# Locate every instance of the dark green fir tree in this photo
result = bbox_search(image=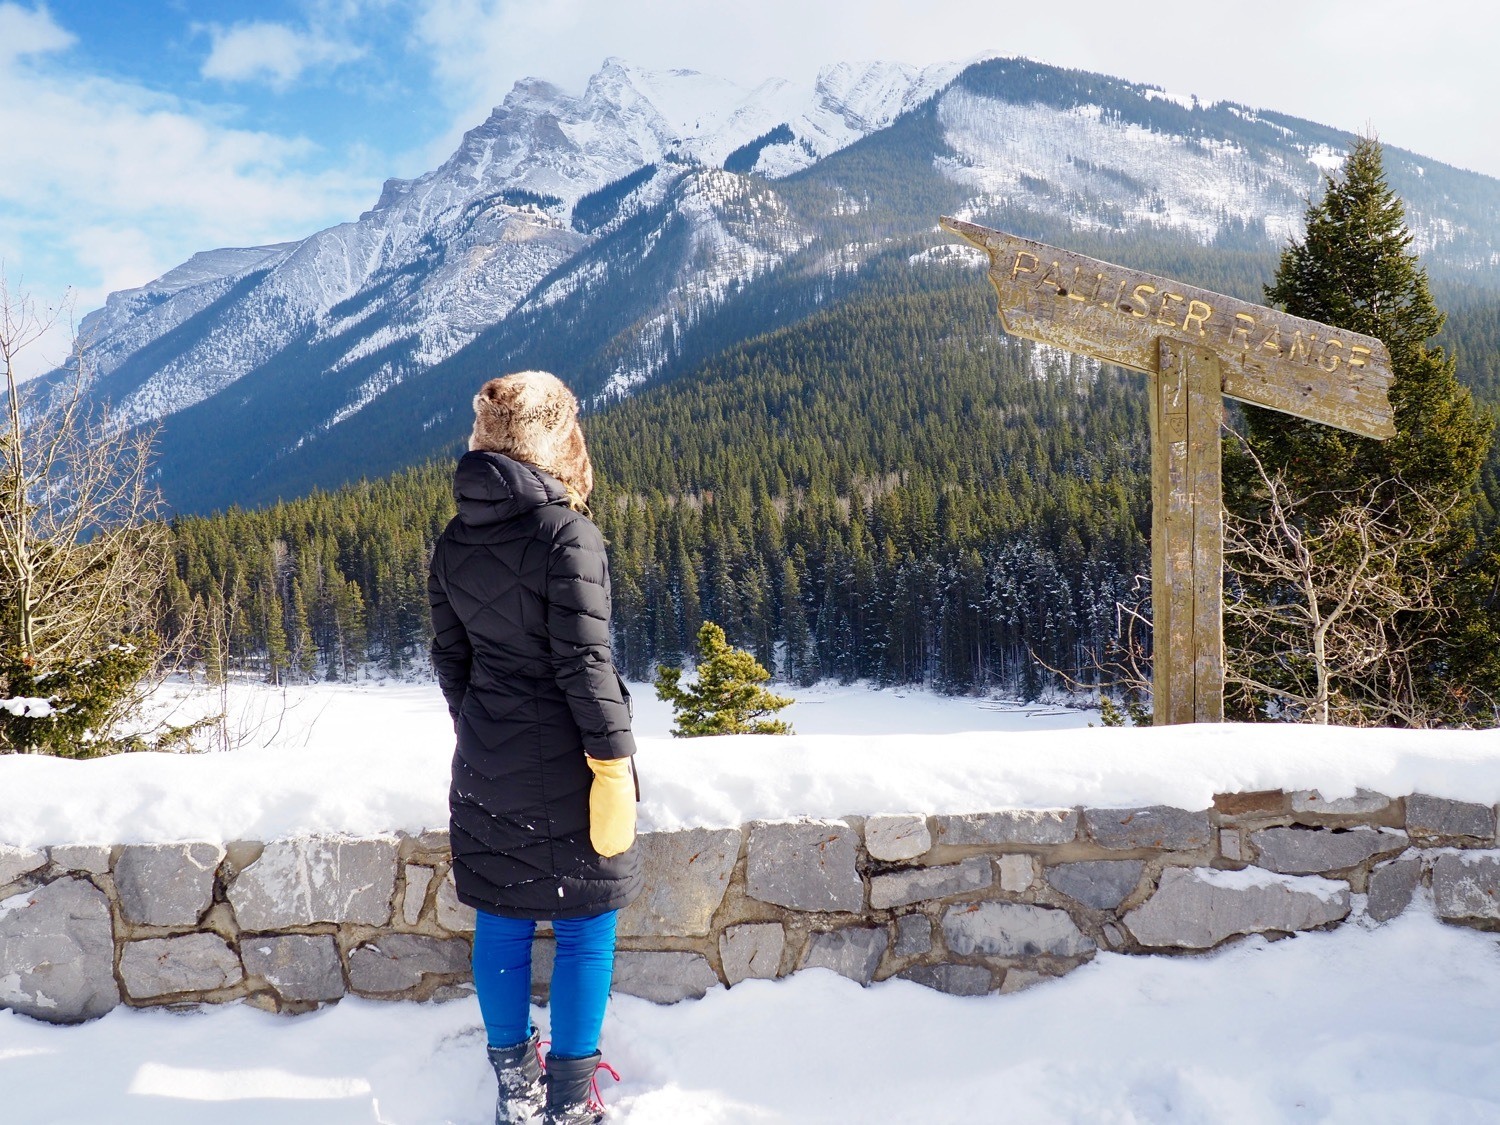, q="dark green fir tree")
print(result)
[1229,136,1497,725]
